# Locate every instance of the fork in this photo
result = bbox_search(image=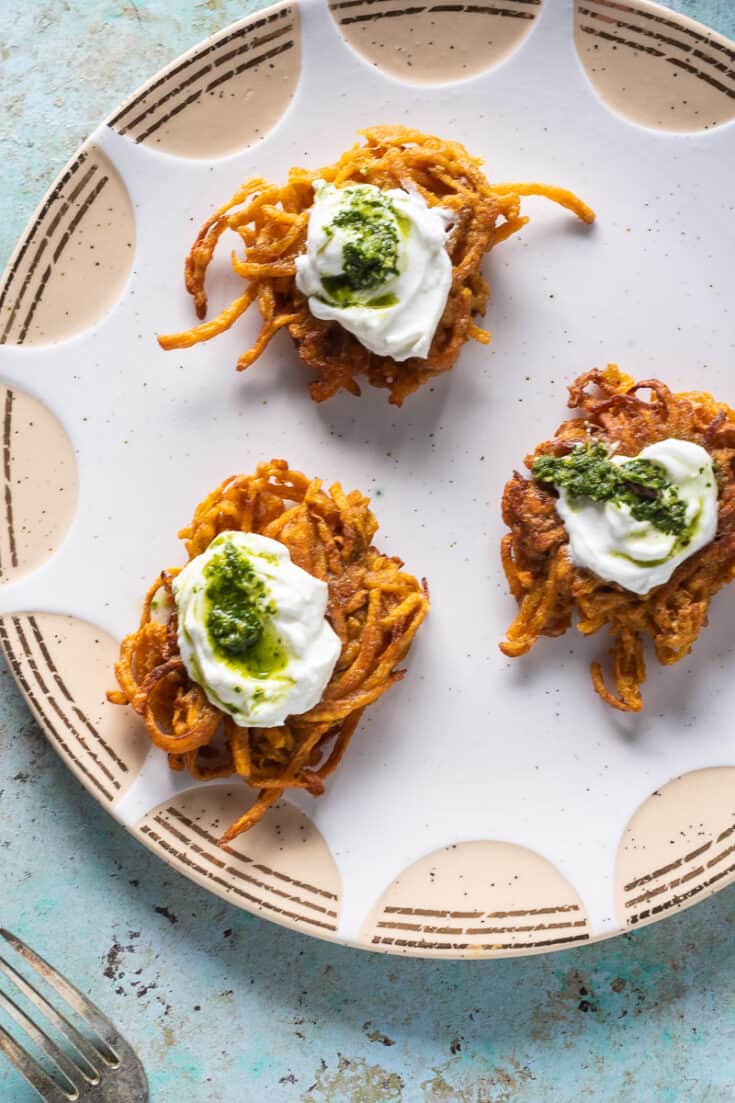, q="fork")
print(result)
[0,930,148,1102]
